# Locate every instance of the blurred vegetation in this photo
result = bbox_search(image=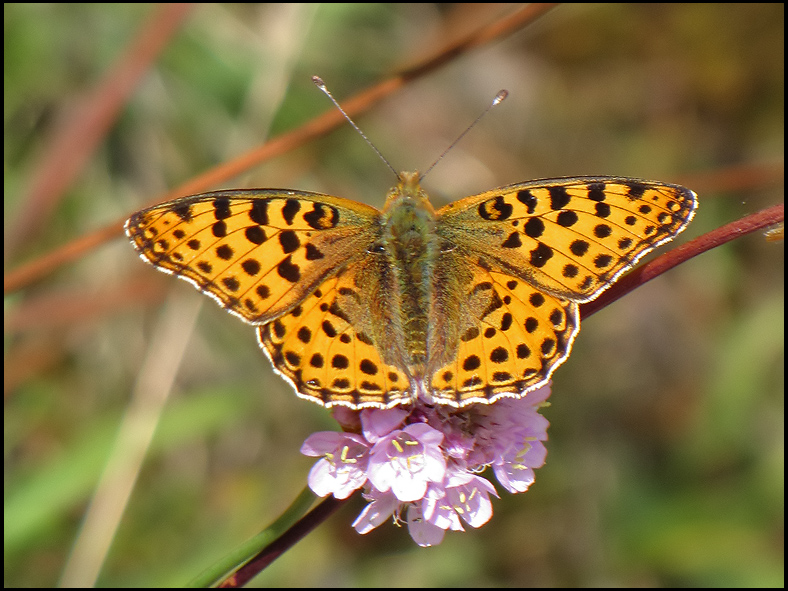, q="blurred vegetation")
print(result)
[4,3,783,587]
